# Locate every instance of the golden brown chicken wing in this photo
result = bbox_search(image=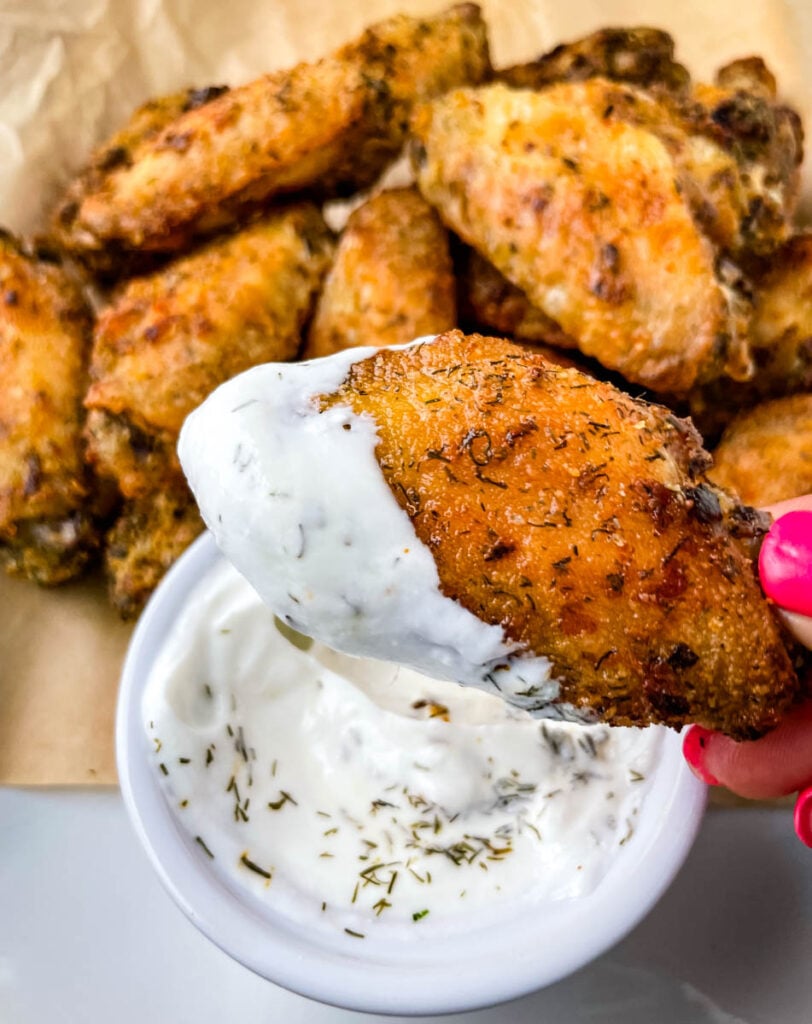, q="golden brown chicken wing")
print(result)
[412,81,751,395]
[323,330,798,739]
[85,203,333,497]
[497,29,802,259]
[105,485,204,618]
[53,4,489,267]
[709,394,812,508]
[0,234,97,583]
[305,187,456,358]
